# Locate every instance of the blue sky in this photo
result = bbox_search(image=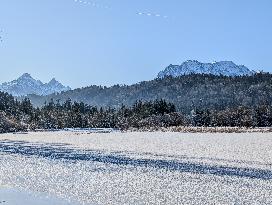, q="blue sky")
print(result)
[0,0,271,88]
